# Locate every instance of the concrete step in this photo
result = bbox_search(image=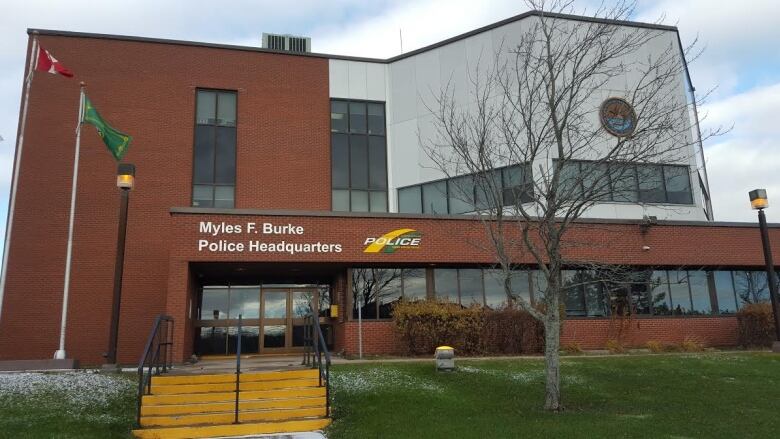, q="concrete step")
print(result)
[152,369,317,386]
[141,396,326,416]
[132,418,331,439]
[140,406,327,427]
[142,387,326,405]
[150,378,320,395]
